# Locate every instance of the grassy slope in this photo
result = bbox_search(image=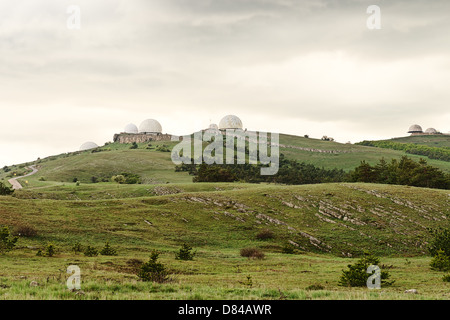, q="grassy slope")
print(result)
[388,135,450,148]
[0,182,449,299]
[2,133,449,188]
[279,134,450,172]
